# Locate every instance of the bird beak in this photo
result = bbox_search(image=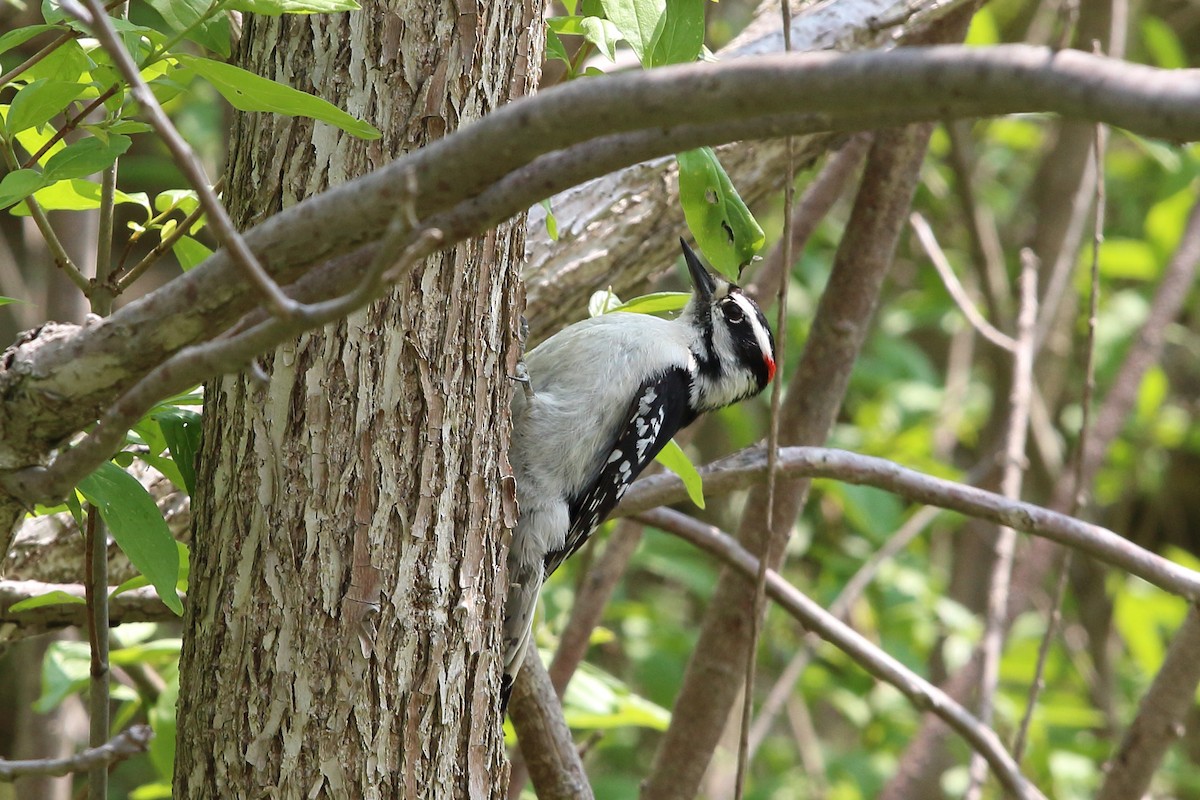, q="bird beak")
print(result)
[680,238,716,303]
